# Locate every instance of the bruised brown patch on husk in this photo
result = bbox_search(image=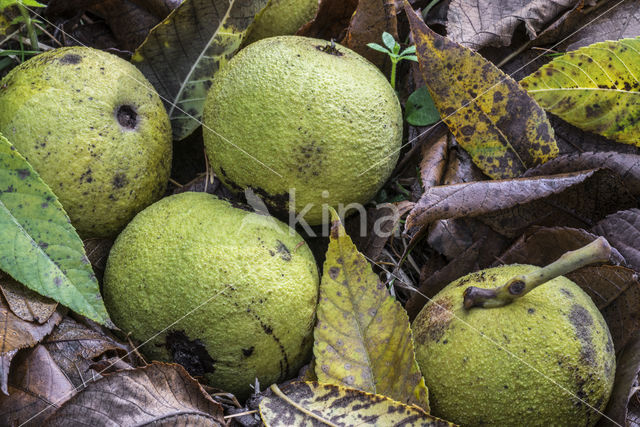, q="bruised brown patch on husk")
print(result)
[568,305,596,366]
[165,330,216,377]
[414,296,454,344]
